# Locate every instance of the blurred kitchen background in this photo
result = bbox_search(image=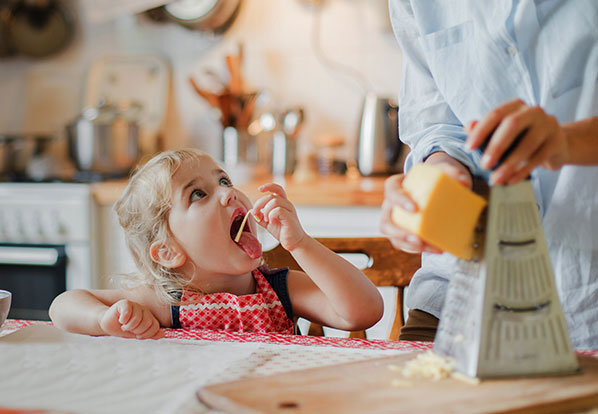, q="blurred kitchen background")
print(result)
[0,0,402,177]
